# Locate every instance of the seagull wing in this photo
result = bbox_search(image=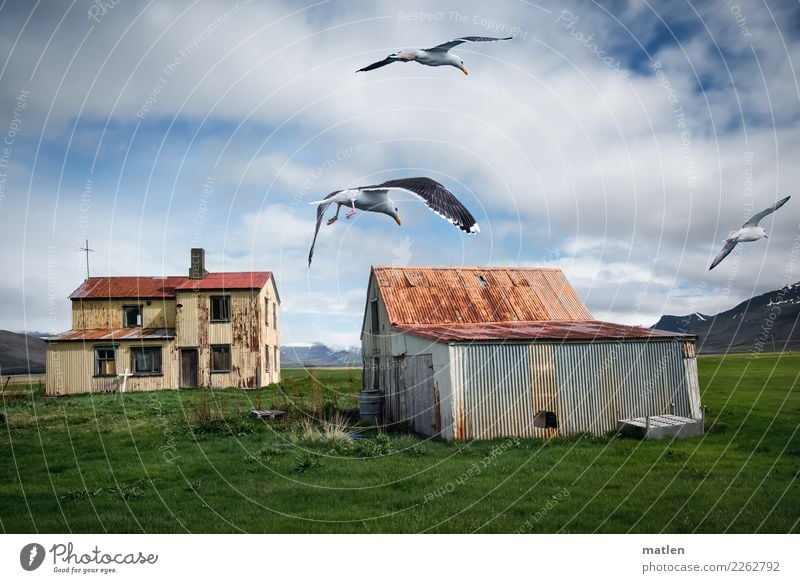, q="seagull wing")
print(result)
[425,36,512,52]
[743,195,791,227]
[709,239,738,270]
[364,177,480,233]
[308,191,340,267]
[356,56,399,72]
